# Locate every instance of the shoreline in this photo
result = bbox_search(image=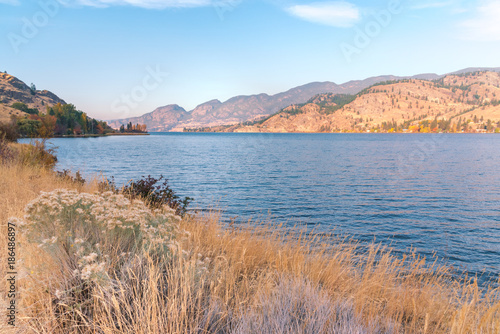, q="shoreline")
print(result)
[178,130,499,134]
[26,132,150,139]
